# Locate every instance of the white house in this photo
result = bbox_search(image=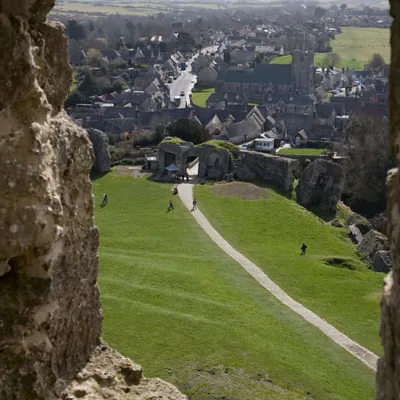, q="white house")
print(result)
[255,138,274,151]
